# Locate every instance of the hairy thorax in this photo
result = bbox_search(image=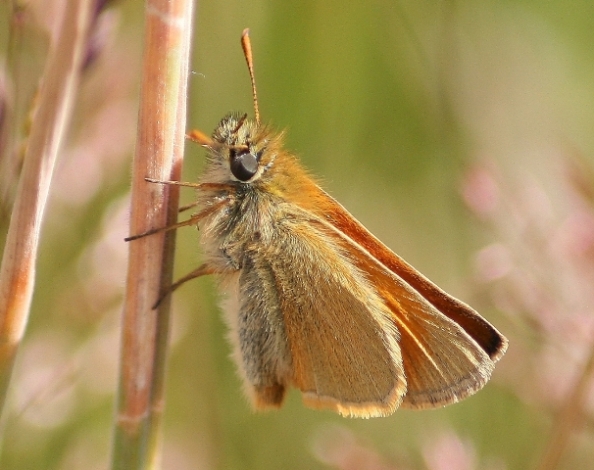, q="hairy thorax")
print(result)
[197,182,282,273]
